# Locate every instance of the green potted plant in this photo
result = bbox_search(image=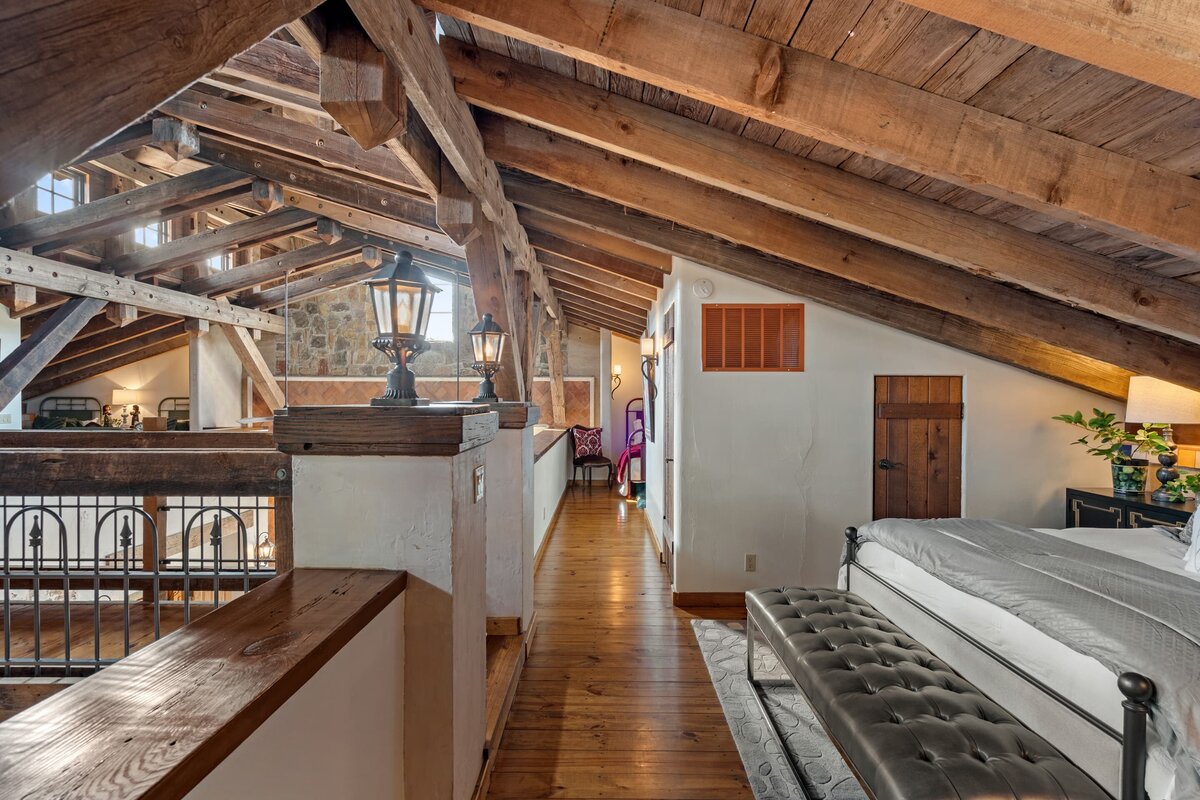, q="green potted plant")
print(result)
[1162,472,1200,503]
[1053,409,1172,494]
